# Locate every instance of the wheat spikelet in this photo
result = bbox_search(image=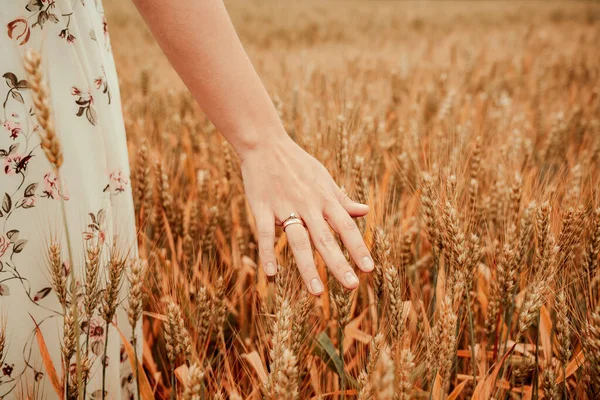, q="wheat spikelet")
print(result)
[48,241,67,309]
[556,206,585,274]
[420,173,440,251]
[508,173,523,225]
[352,155,369,204]
[442,201,466,274]
[272,348,299,400]
[583,305,600,393]
[127,259,147,328]
[371,226,388,300]
[83,244,100,320]
[565,163,582,206]
[488,178,506,228]
[212,276,227,333]
[154,159,174,232]
[132,138,152,216]
[331,279,353,327]
[183,233,195,268]
[265,299,296,398]
[201,206,219,257]
[336,115,349,177]
[437,296,458,391]
[542,363,560,400]
[23,49,63,169]
[518,279,547,337]
[290,291,312,366]
[399,222,415,270]
[163,301,179,368]
[385,259,405,342]
[485,293,501,341]
[358,332,384,399]
[448,268,466,308]
[497,244,516,311]
[470,136,482,175]
[270,299,293,368]
[535,201,552,275]
[101,249,126,324]
[446,175,457,203]
[467,178,479,220]
[222,140,236,183]
[169,201,184,239]
[61,304,77,364]
[583,207,600,278]
[372,345,394,400]
[516,201,536,268]
[465,233,482,293]
[164,300,185,367]
[177,310,193,362]
[183,363,205,400]
[333,246,355,327]
[394,343,415,400]
[193,285,213,346]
